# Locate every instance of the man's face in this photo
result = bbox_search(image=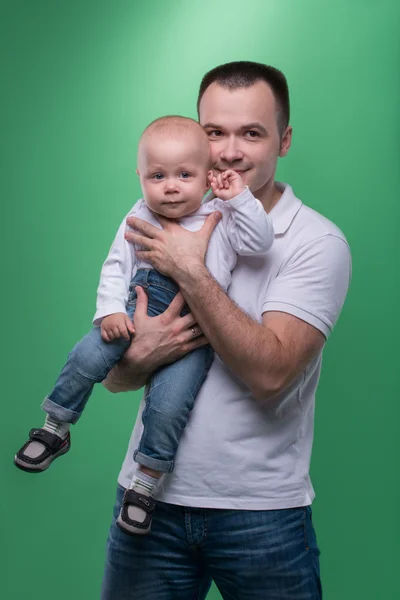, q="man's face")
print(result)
[199,81,291,201]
